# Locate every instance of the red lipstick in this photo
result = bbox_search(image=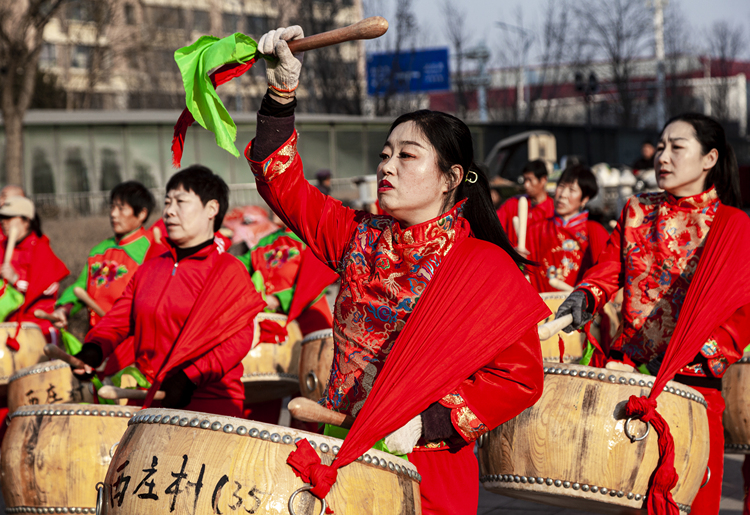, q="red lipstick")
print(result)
[378,179,393,192]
